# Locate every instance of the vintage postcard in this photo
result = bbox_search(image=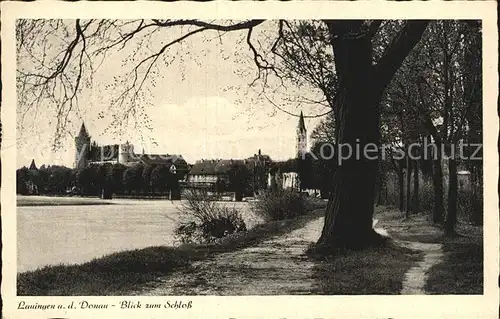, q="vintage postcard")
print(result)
[1,1,498,319]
